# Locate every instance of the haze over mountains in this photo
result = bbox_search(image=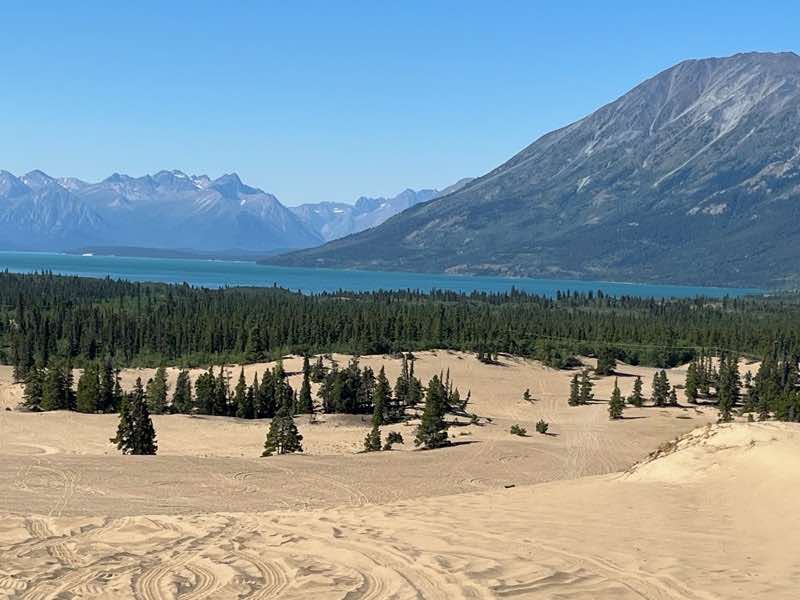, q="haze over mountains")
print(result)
[269,52,800,287]
[0,170,457,255]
